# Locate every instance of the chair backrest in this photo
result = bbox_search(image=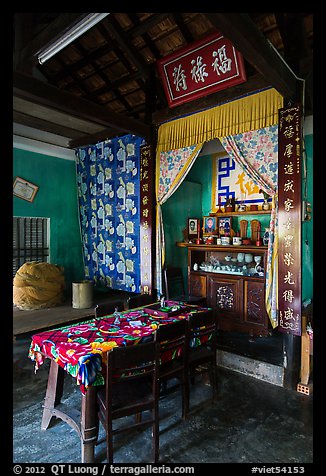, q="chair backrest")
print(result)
[155,319,188,363]
[106,341,159,388]
[94,300,125,318]
[102,340,160,464]
[127,293,156,309]
[188,310,217,351]
[163,266,186,300]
